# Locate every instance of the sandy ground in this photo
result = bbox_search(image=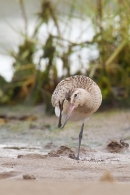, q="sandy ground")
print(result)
[0,106,130,194]
[0,181,130,195]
